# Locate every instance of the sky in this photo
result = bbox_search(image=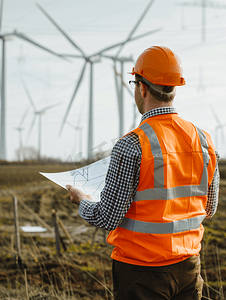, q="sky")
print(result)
[1,0,226,161]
